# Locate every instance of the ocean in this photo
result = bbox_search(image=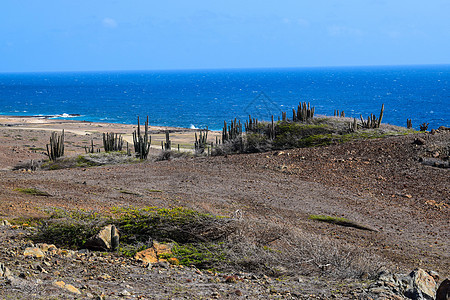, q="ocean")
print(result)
[0,65,448,131]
